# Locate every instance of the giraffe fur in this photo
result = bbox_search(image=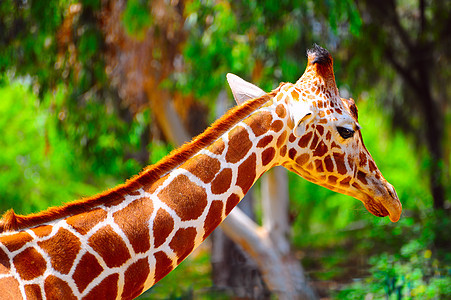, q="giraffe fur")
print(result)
[0,45,401,299]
